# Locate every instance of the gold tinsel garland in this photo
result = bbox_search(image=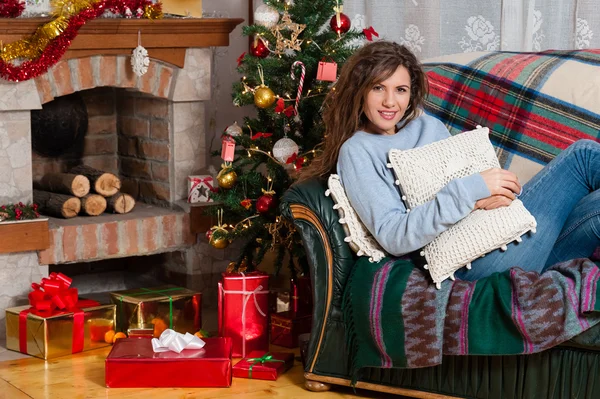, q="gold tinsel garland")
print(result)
[0,0,162,63]
[0,0,97,62]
